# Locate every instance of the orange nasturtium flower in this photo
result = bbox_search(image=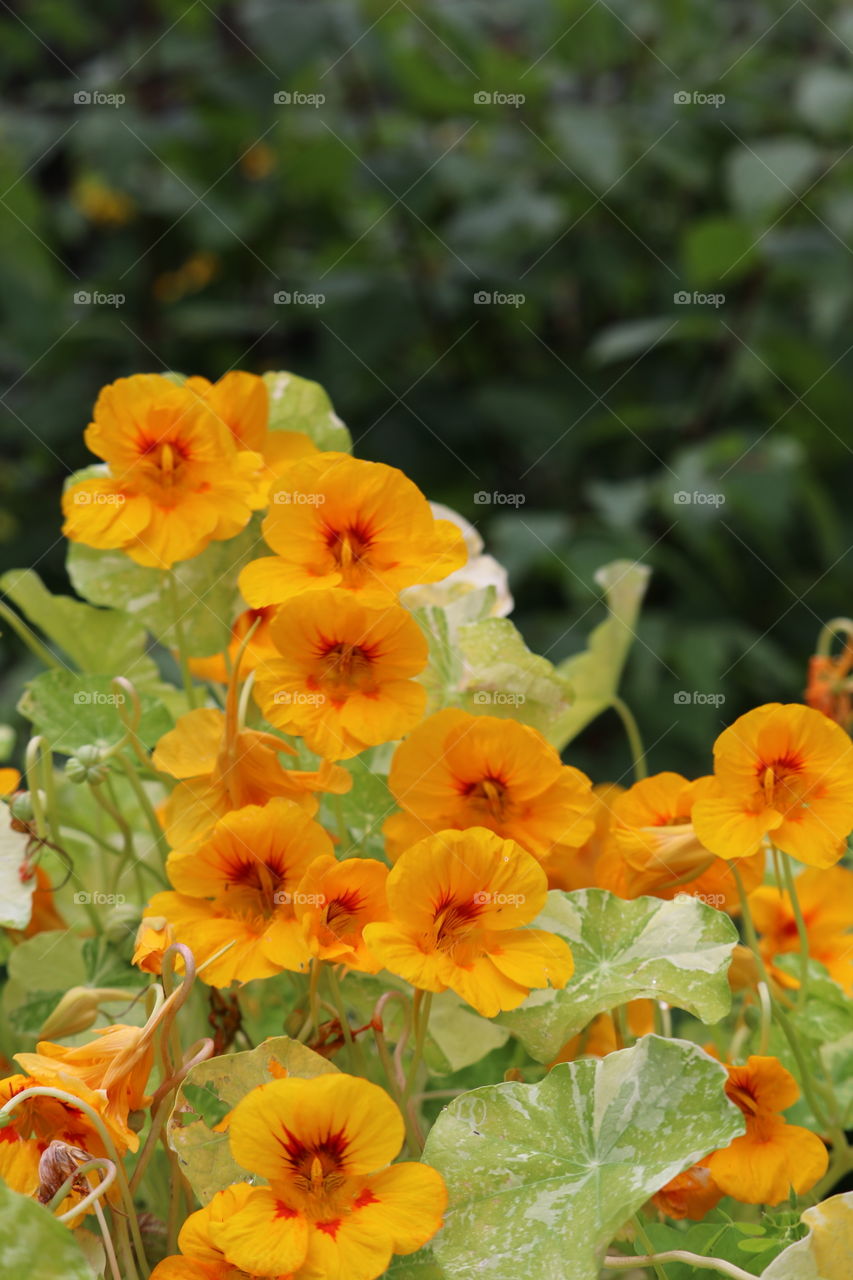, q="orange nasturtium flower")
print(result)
[187,605,282,684]
[363,827,573,1017]
[382,710,596,883]
[253,589,429,760]
[652,1158,723,1221]
[0,1073,107,1198]
[805,643,853,730]
[15,1023,154,1154]
[152,706,351,847]
[184,370,318,490]
[691,703,853,869]
[295,855,390,973]
[207,1074,446,1280]
[238,452,467,607]
[594,772,765,910]
[749,865,853,994]
[706,1056,828,1205]
[62,374,266,568]
[151,1183,288,1279]
[144,799,334,986]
